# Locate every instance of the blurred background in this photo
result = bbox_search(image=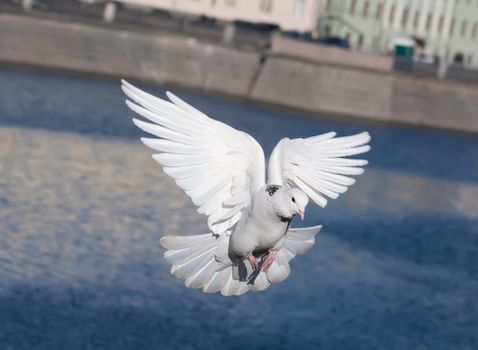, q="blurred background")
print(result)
[0,1,477,349]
